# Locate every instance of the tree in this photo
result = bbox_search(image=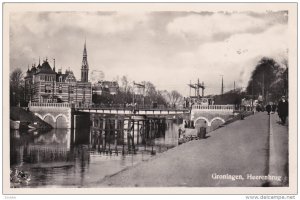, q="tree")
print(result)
[10,68,25,107]
[165,90,183,106]
[214,89,244,105]
[246,57,281,103]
